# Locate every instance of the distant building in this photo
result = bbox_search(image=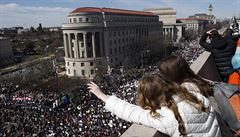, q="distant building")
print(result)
[188,4,216,24]
[49,27,61,32]
[0,37,13,67]
[177,18,209,32]
[143,8,184,42]
[17,28,29,34]
[62,7,162,78]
